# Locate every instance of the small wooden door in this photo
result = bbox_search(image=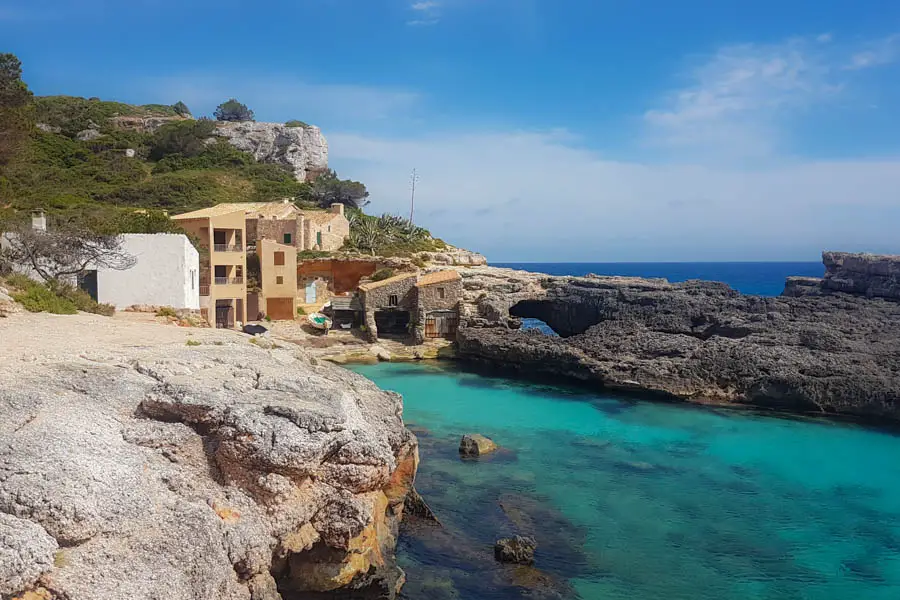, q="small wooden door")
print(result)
[305,281,317,304]
[425,311,459,339]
